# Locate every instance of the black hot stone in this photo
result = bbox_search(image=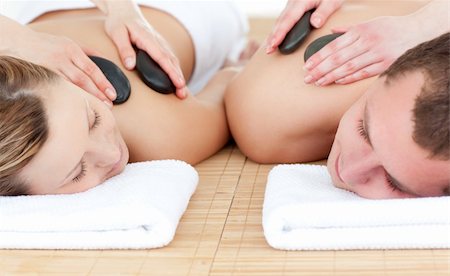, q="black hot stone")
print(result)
[136,49,175,94]
[278,10,314,55]
[304,33,343,62]
[89,56,131,104]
